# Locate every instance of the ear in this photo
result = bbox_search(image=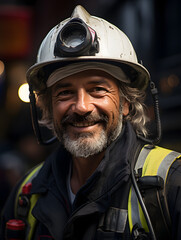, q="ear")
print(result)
[122,99,130,116]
